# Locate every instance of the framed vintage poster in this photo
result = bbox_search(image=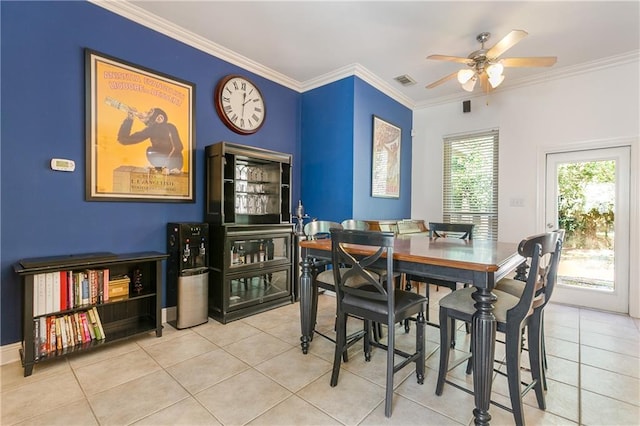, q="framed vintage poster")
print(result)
[371,115,401,198]
[85,49,195,202]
